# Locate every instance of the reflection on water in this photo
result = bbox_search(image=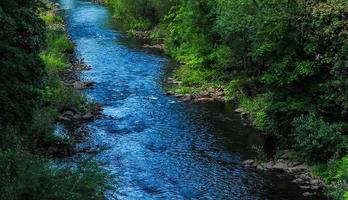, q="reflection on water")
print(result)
[59,0,325,199]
